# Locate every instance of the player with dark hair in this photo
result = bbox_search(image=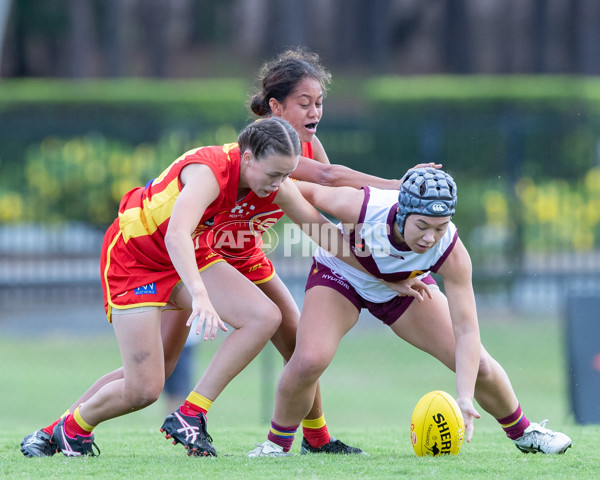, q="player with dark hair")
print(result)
[249,167,572,457]
[201,47,411,455]
[21,117,425,458]
[20,48,428,458]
